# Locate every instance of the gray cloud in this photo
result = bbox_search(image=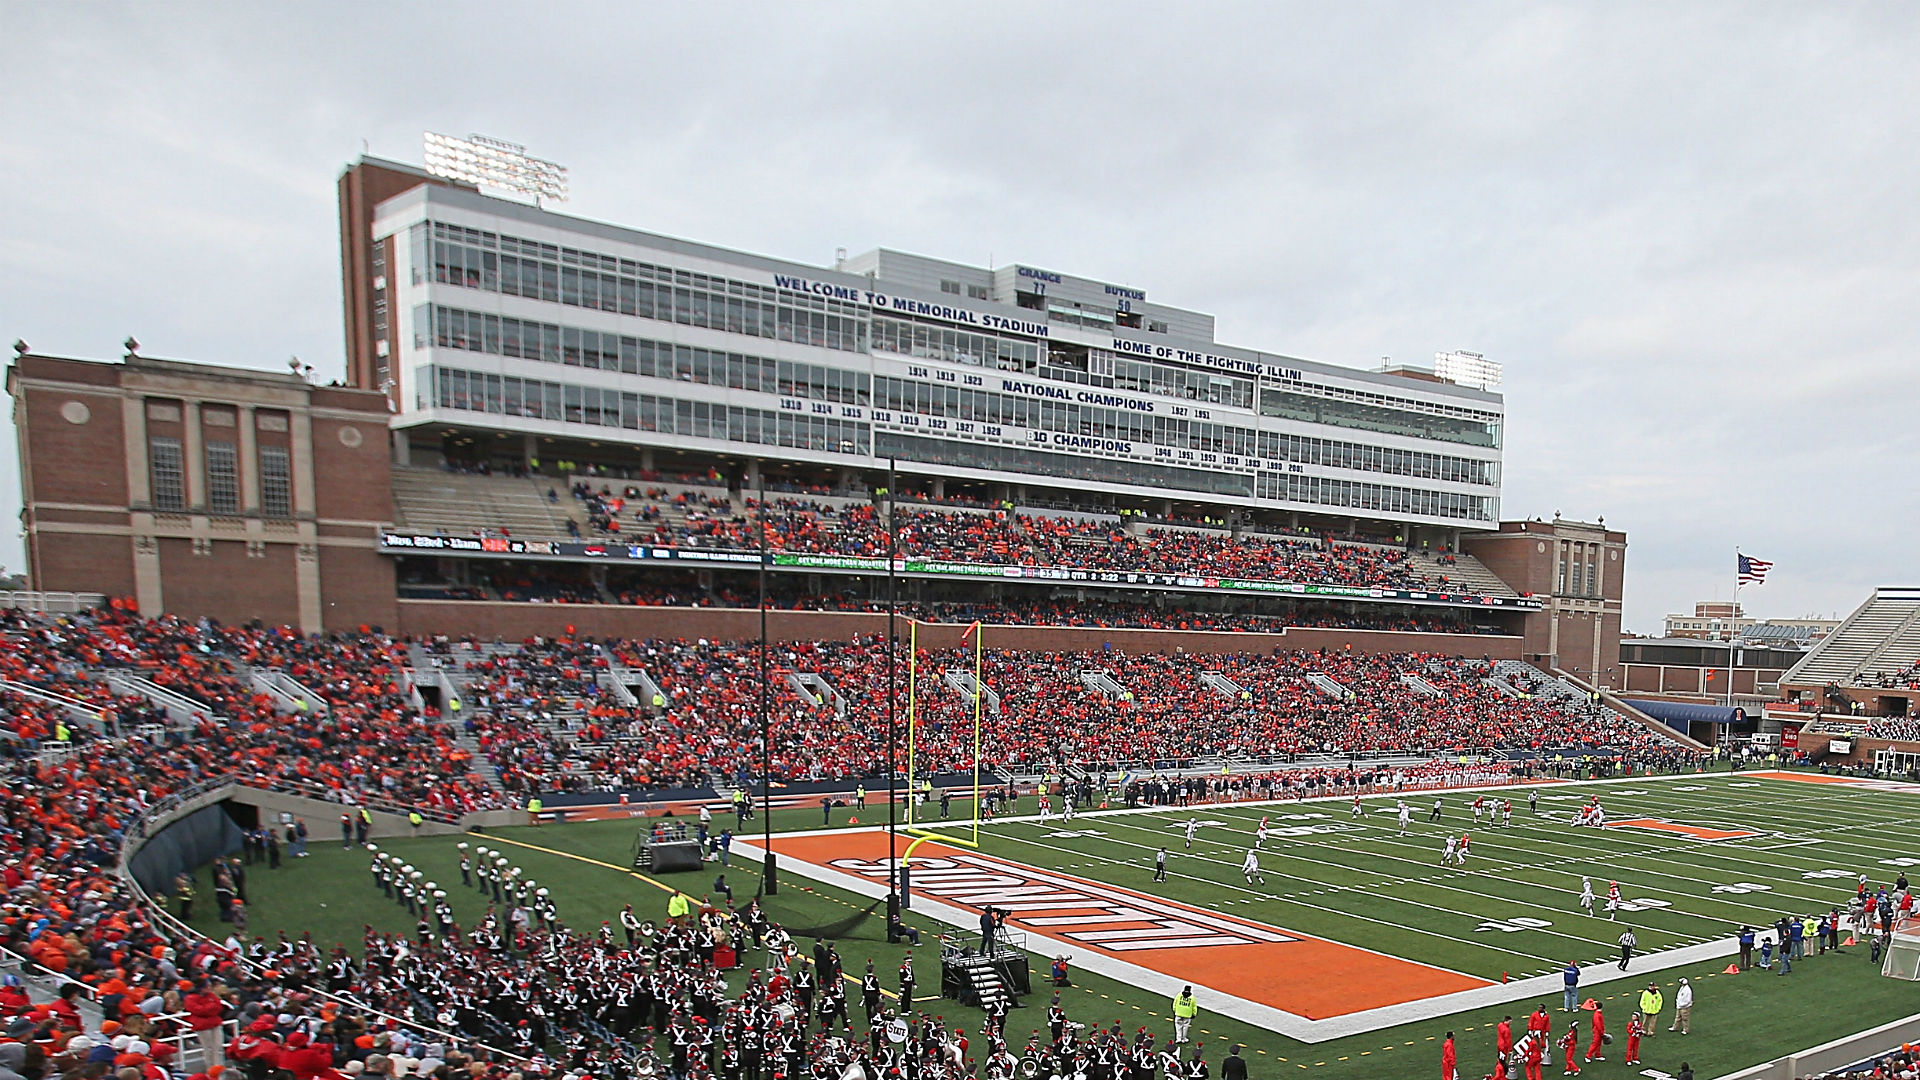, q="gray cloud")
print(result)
[3,2,1915,630]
